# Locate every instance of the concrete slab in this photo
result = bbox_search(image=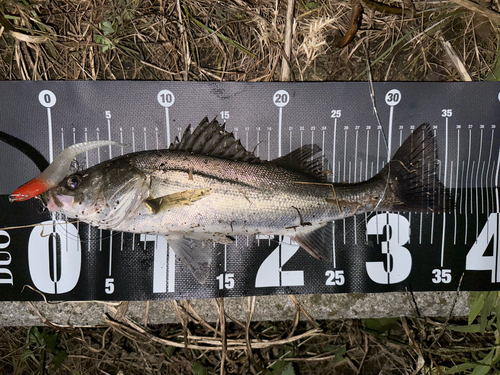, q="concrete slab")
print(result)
[0,291,469,327]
